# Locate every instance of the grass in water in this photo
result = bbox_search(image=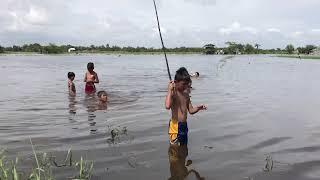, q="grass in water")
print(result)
[0,139,93,180]
[0,149,19,180]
